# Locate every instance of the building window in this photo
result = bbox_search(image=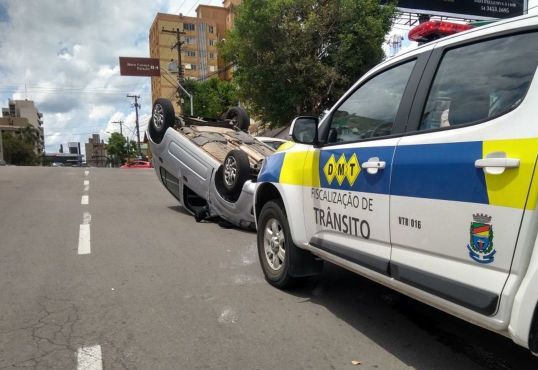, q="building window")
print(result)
[208,25,214,34]
[208,39,216,46]
[209,66,216,72]
[184,23,195,31]
[185,50,196,57]
[184,37,196,45]
[209,52,215,59]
